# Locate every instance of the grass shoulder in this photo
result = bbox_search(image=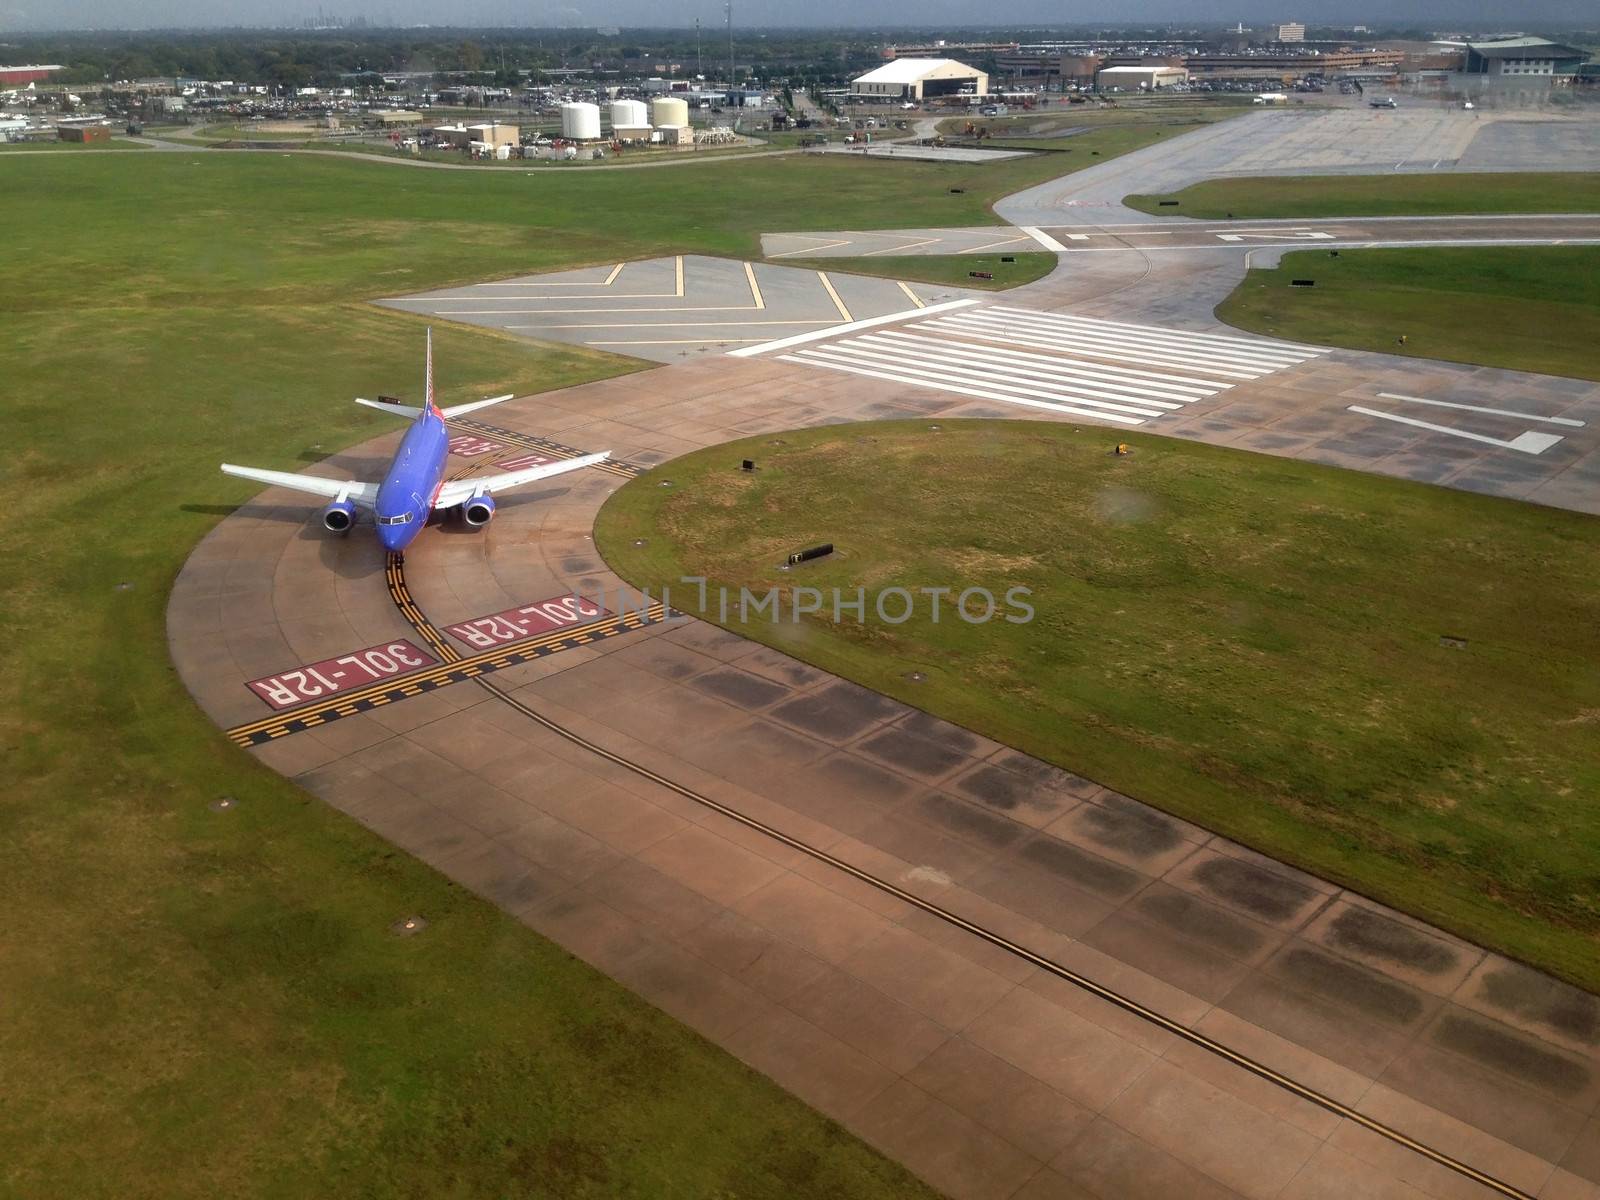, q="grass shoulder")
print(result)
[1126,171,1600,218]
[1216,245,1600,380]
[597,419,1600,990]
